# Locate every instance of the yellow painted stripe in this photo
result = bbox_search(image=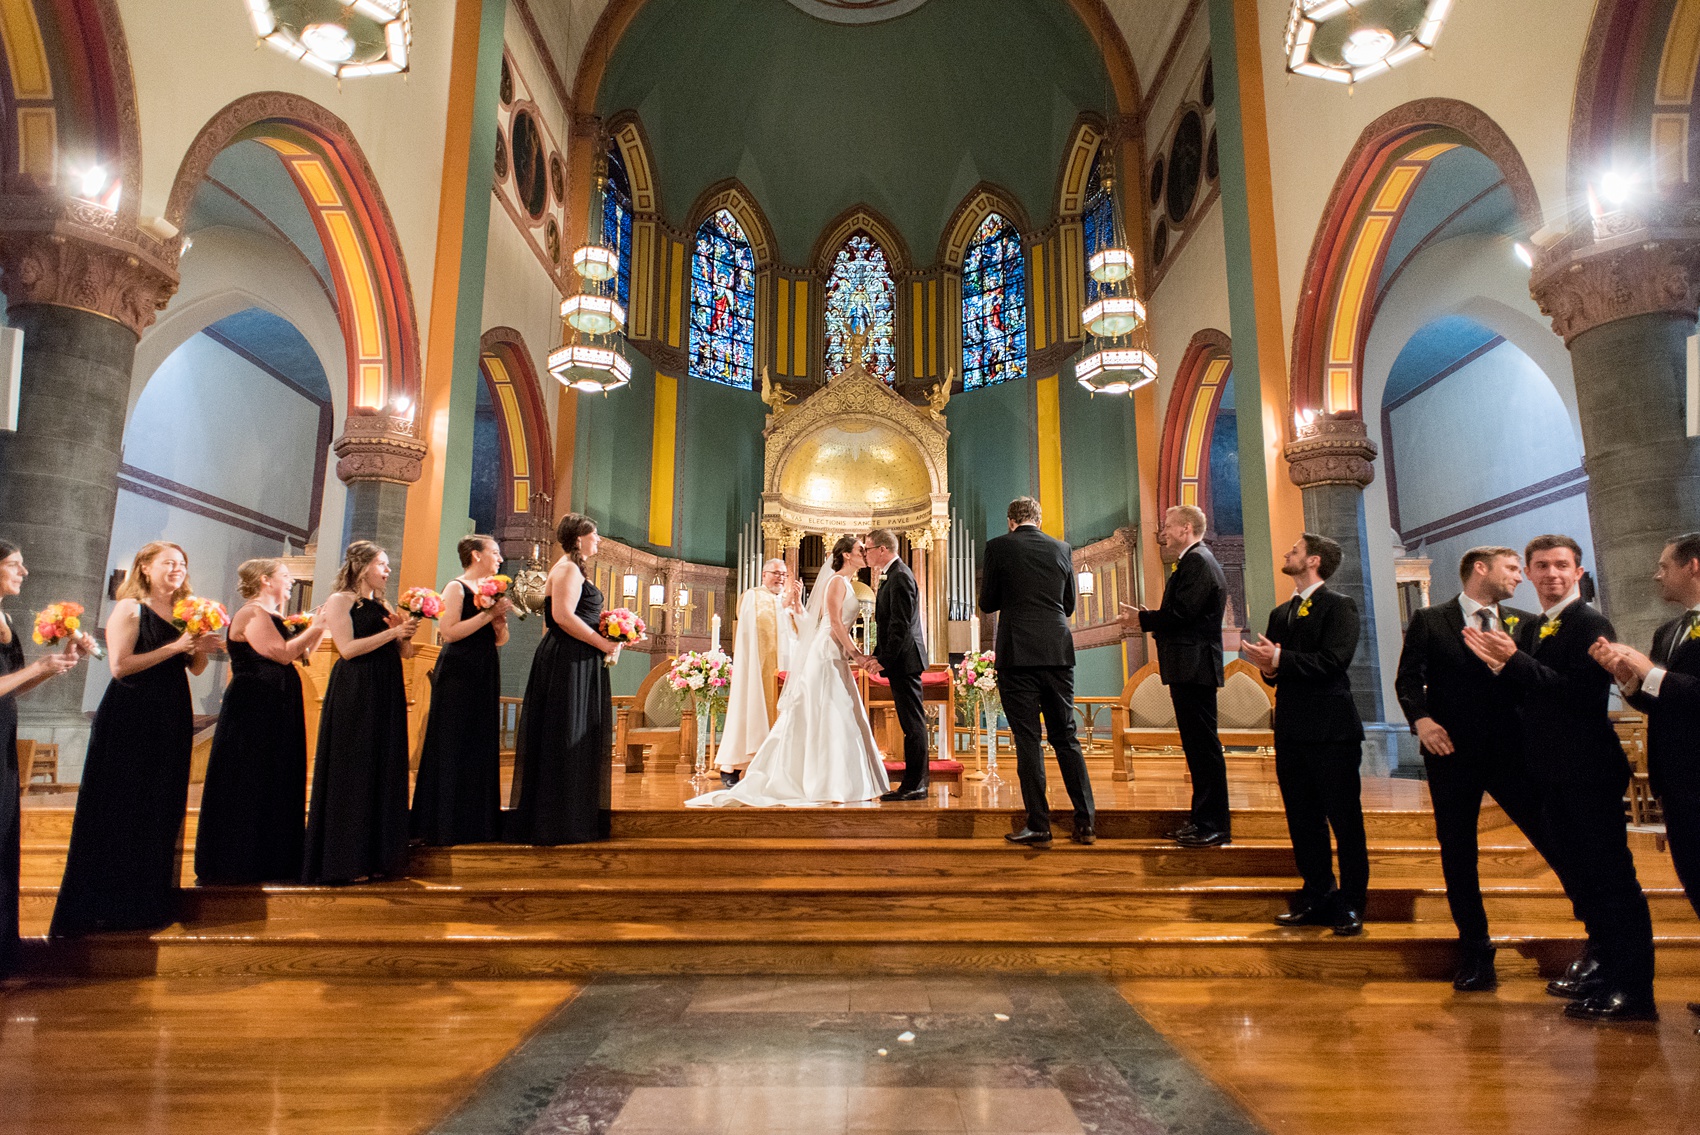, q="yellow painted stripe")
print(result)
[1181,484,1198,507]
[16,107,54,182]
[1654,113,1691,188]
[1059,222,1082,340]
[1660,0,1700,103]
[1371,164,1421,213]
[632,220,653,339]
[258,137,312,157]
[926,278,937,376]
[792,280,808,376]
[294,159,344,207]
[359,362,385,408]
[776,274,791,376]
[0,0,51,97]
[1327,366,1354,415]
[1031,242,1047,351]
[1329,214,1390,365]
[912,281,925,377]
[1405,141,1457,162]
[323,210,384,360]
[648,373,678,547]
[513,478,530,513]
[667,239,685,349]
[1035,374,1065,539]
[495,384,529,476]
[1181,390,1216,480]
